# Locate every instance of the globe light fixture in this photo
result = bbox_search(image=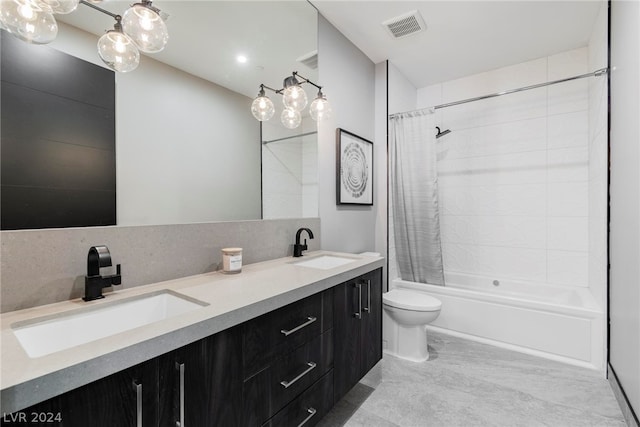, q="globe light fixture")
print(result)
[251,71,330,130]
[0,0,169,72]
[309,90,332,121]
[281,107,302,129]
[251,85,275,122]
[121,0,168,53]
[282,75,307,111]
[0,0,57,44]
[98,16,140,73]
